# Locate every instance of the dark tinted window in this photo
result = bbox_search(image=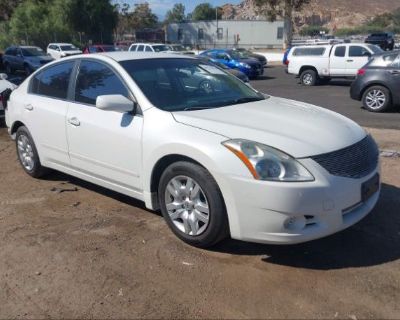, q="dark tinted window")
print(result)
[349,46,370,57]
[335,46,346,57]
[293,47,326,56]
[75,60,129,105]
[130,45,137,51]
[145,46,153,52]
[137,45,144,52]
[31,62,74,99]
[5,48,16,55]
